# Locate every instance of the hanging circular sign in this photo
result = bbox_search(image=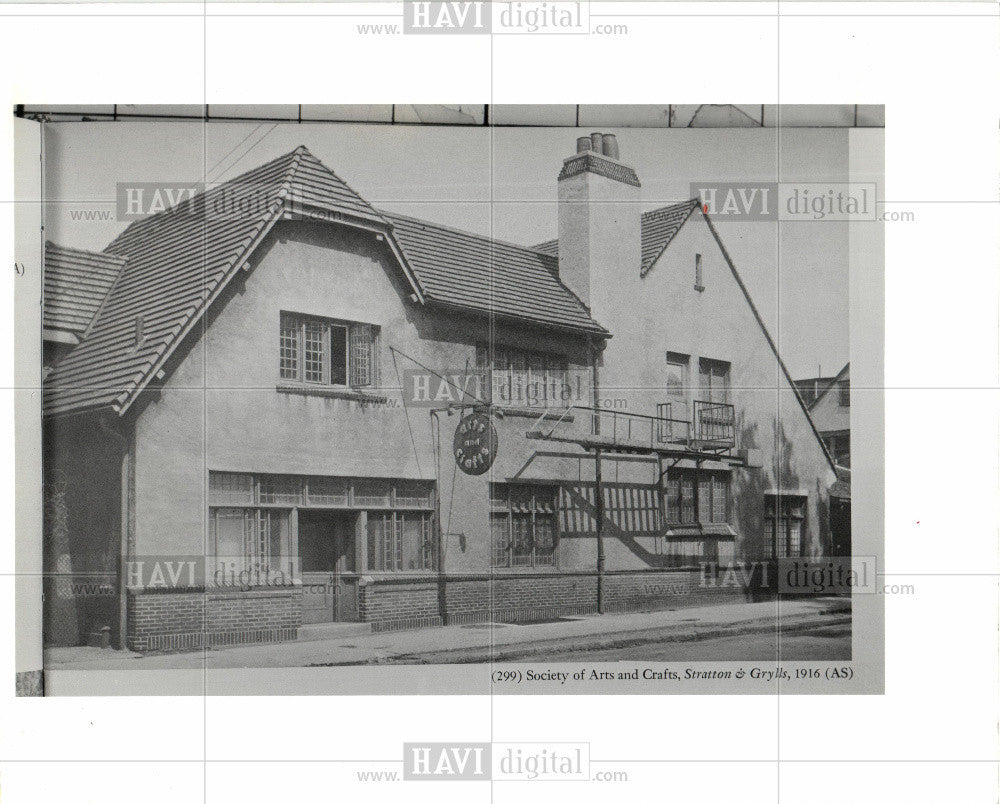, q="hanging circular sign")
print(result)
[453,412,498,476]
